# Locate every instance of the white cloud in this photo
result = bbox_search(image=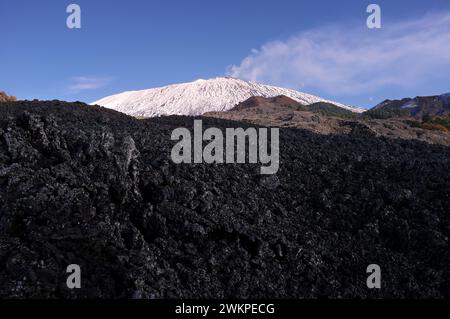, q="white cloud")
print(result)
[67,76,113,93]
[228,12,450,95]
